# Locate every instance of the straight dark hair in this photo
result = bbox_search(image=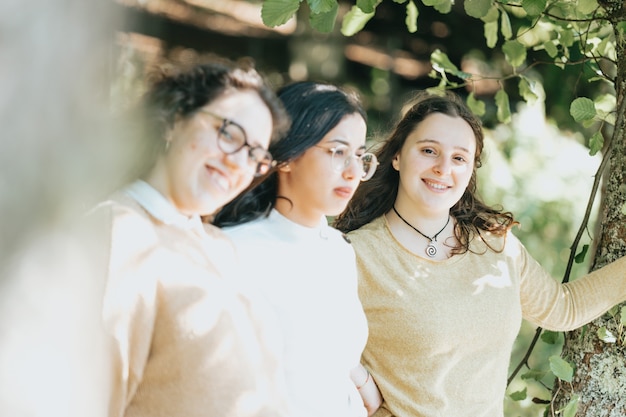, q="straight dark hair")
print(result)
[213,81,366,227]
